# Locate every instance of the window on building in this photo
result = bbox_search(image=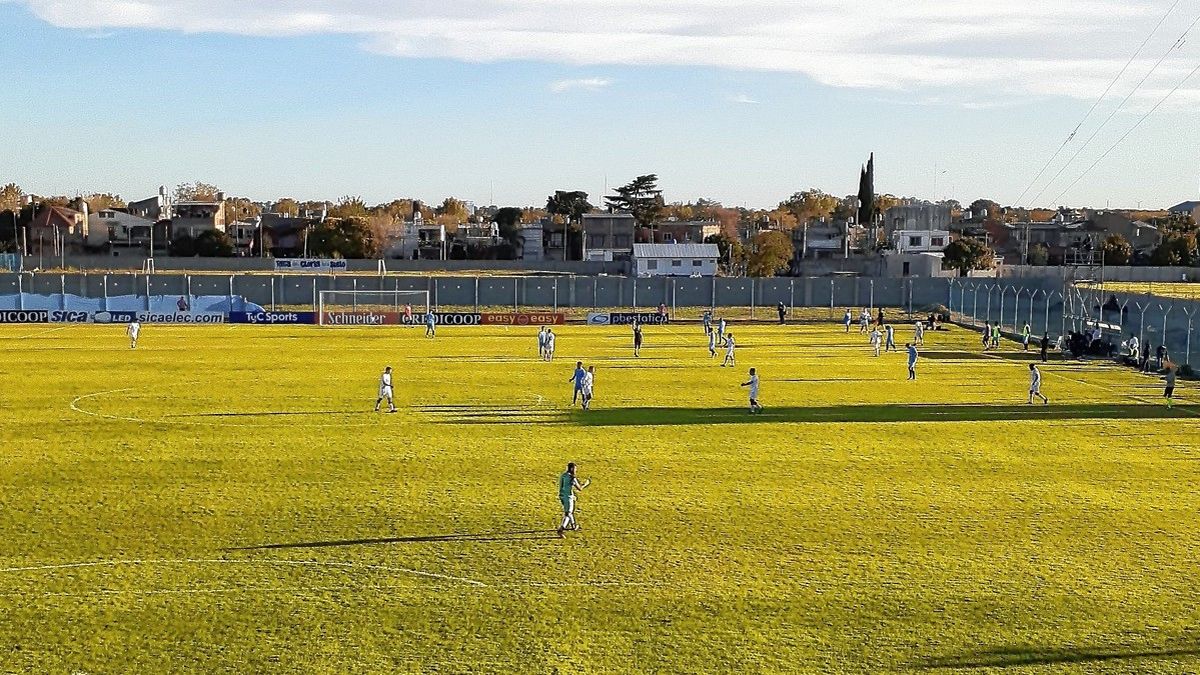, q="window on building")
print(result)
[549,233,564,247]
[931,237,944,247]
[647,260,658,270]
[613,234,631,248]
[671,260,682,267]
[693,259,703,266]
[909,236,922,247]
[588,234,606,249]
